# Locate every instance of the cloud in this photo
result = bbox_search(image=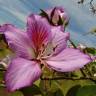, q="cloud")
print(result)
[0,0,95,47]
[48,0,96,47]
